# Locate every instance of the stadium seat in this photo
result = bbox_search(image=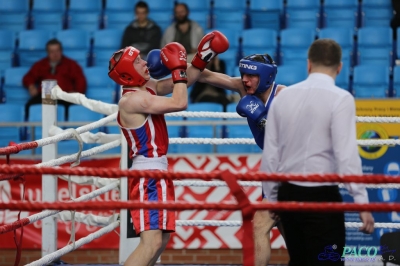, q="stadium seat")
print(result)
[213,10,246,30]
[67,12,101,32]
[189,11,210,30]
[393,65,400,97]
[105,0,135,12]
[32,0,66,13]
[146,0,174,12]
[3,68,30,105]
[83,67,117,103]
[148,11,173,33]
[68,105,104,132]
[92,29,123,67]
[319,28,354,67]
[0,30,16,75]
[55,30,90,68]
[323,0,358,30]
[357,27,393,66]
[242,29,278,59]
[17,30,54,67]
[286,0,321,30]
[362,0,393,27]
[103,11,133,30]
[0,104,24,148]
[0,0,29,31]
[249,0,284,31]
[31,13,65,31]
[336,64,351,91]
[275,65,308,86]
[68,0,102,13]
[177,103,223,153]
[280,28,315,65]
[178,0,211,12]
[165,116,184,153]
[213,0,247,11]
[353,65,390,98]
